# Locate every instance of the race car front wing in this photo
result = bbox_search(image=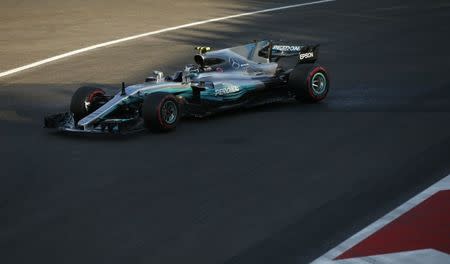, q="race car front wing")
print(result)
[44,112,144,134]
